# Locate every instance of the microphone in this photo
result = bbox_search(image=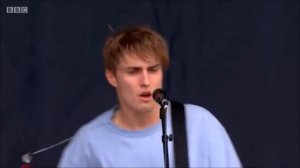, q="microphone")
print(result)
[153,88,169,110]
